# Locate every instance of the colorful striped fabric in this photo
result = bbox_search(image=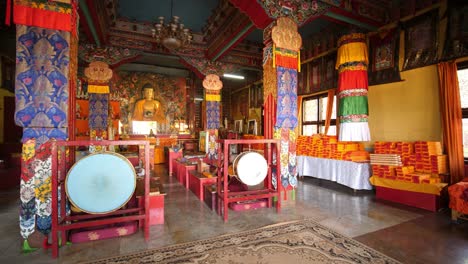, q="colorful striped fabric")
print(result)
[336,33,370,141]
